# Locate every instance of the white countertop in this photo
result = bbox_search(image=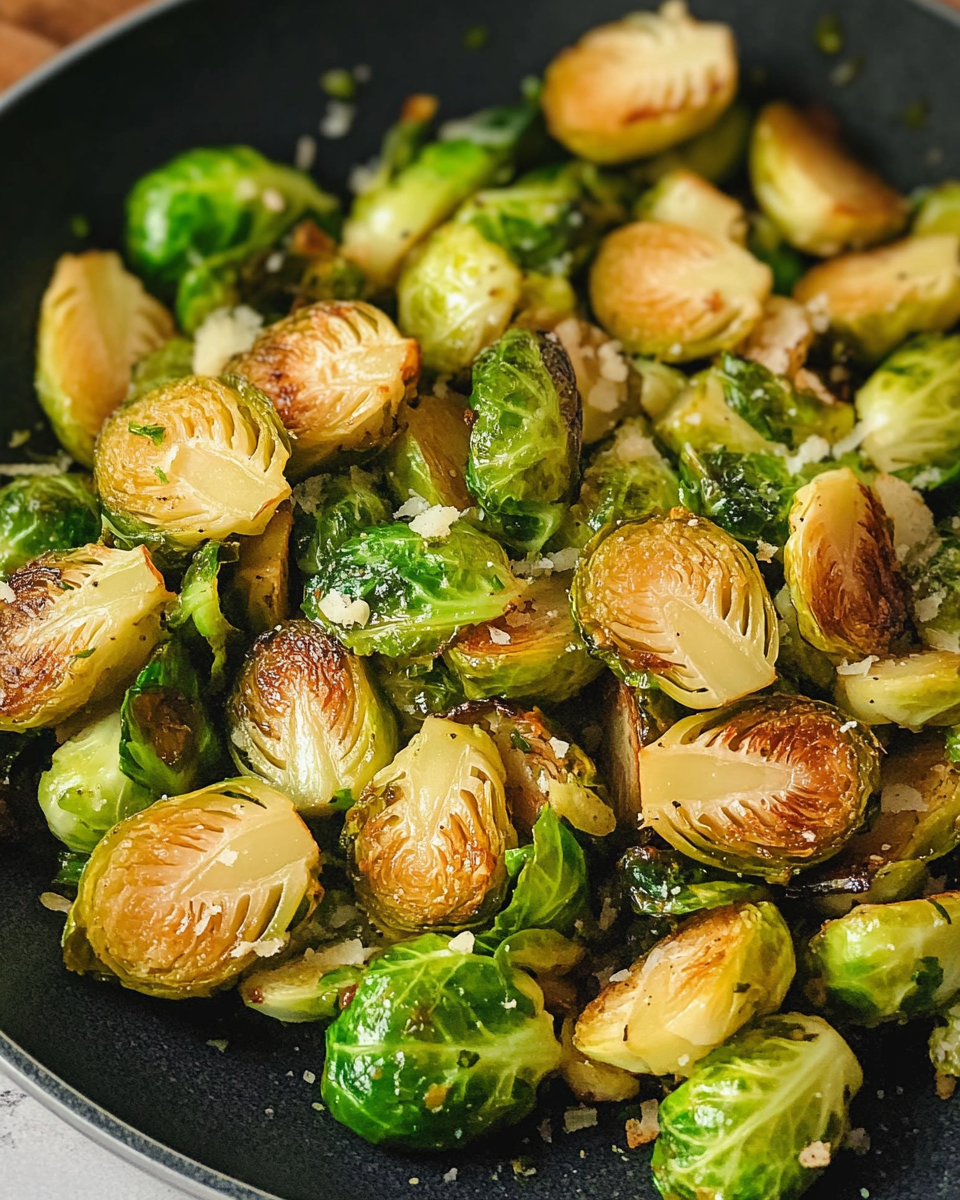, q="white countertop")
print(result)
[0,1065,189,1200]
